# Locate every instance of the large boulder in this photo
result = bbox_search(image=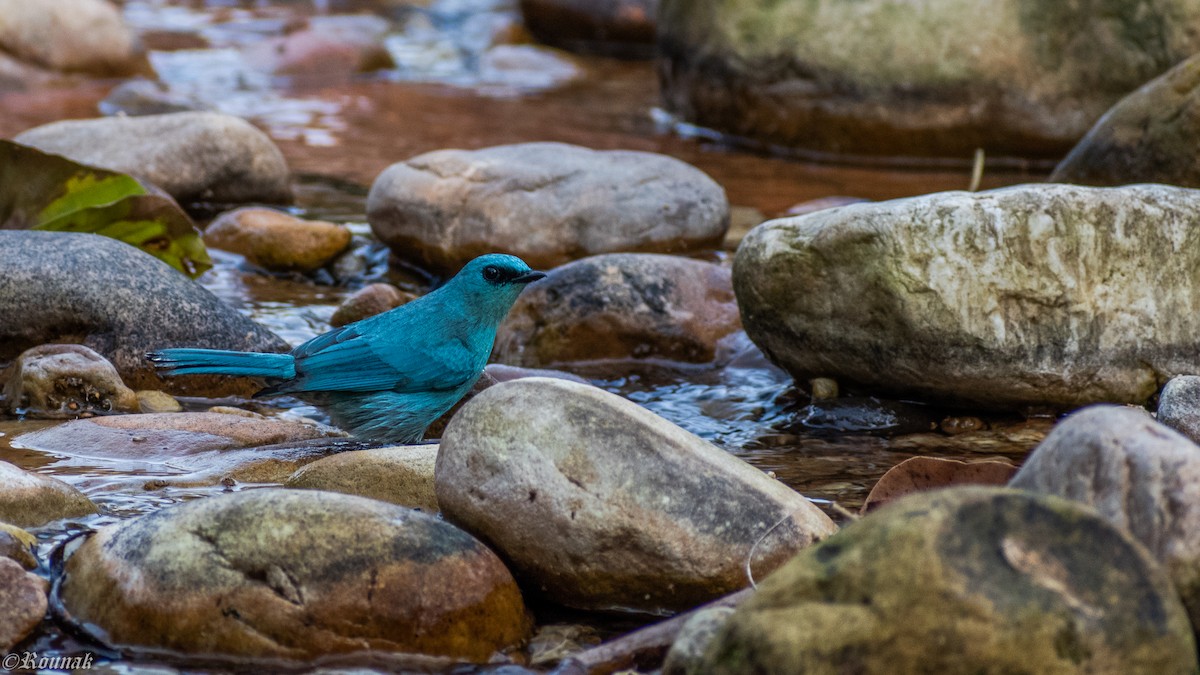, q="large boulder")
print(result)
[1053,53,1200,188]
[700,487,1198,674]
[734,184,1200,409]
[493,254,742,366]
[0,0,149,77]
[366,142,728,274]
[14,112,292,205]
[0,231,288,397]
[1010,405,1200,632]
[435,377,837,613]
[59,489,531,662]
[658,0,1200,161]
[0,460,97,528]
